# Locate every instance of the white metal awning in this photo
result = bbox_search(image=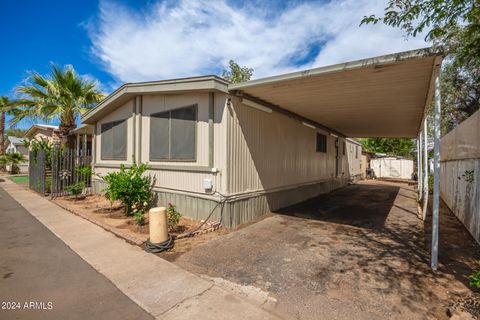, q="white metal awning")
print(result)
[229,48,442,138]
